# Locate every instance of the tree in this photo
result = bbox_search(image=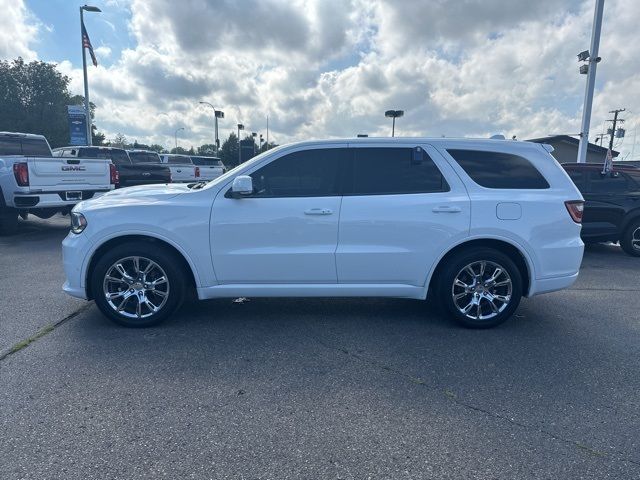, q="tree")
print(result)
[110,133,128,148]
[0,58,106,148]
[148,144,166,153]
[219,132,239,167]
[197,144,217,156]
[170,146,188,155]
